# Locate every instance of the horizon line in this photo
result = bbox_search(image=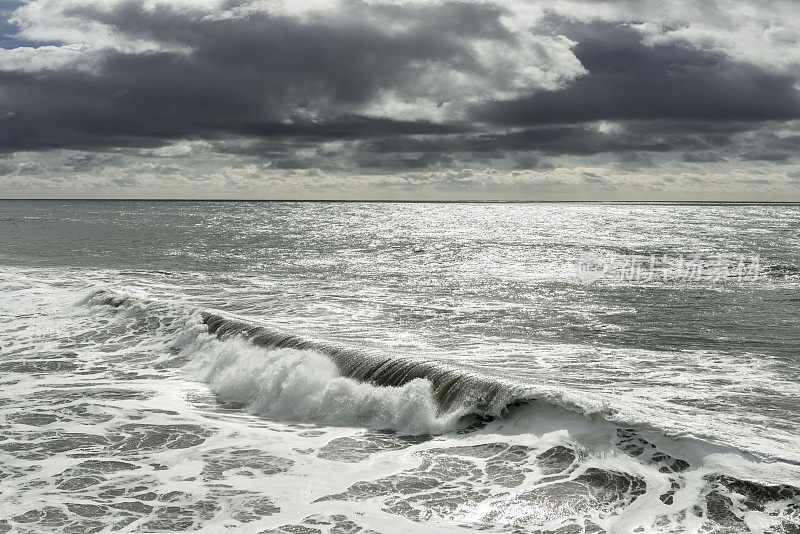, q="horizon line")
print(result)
[2,198,800,205]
